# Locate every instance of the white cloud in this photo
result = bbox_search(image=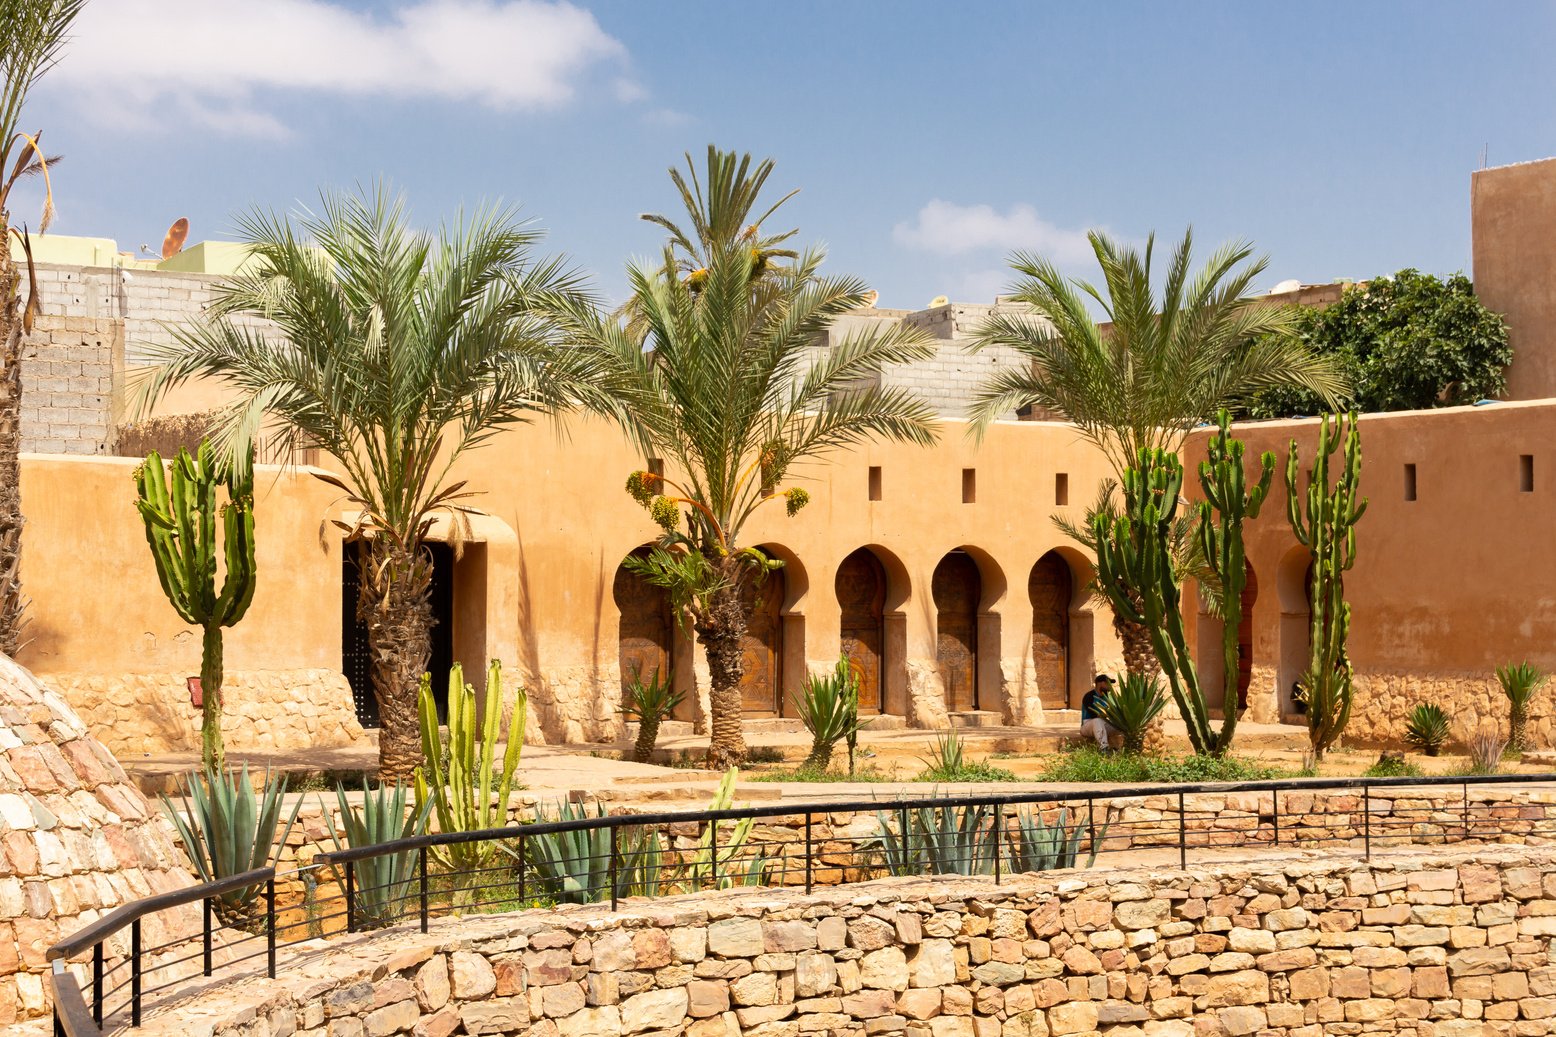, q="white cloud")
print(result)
[893,199,1096,264]
[641,107,694,128]
[49,0,631,136]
